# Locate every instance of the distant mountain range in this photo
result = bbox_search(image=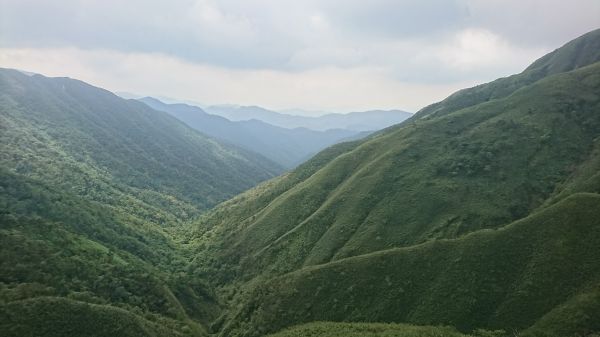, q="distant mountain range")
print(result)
[204,104,412,131]
[139,97,366,168]
[117,92,413,133]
